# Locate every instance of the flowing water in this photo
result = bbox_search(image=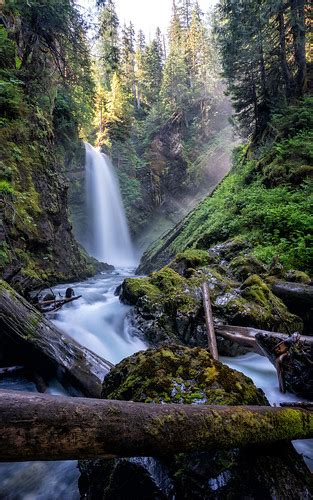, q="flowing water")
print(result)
[0,144,312,497]
[1,274,312,498]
